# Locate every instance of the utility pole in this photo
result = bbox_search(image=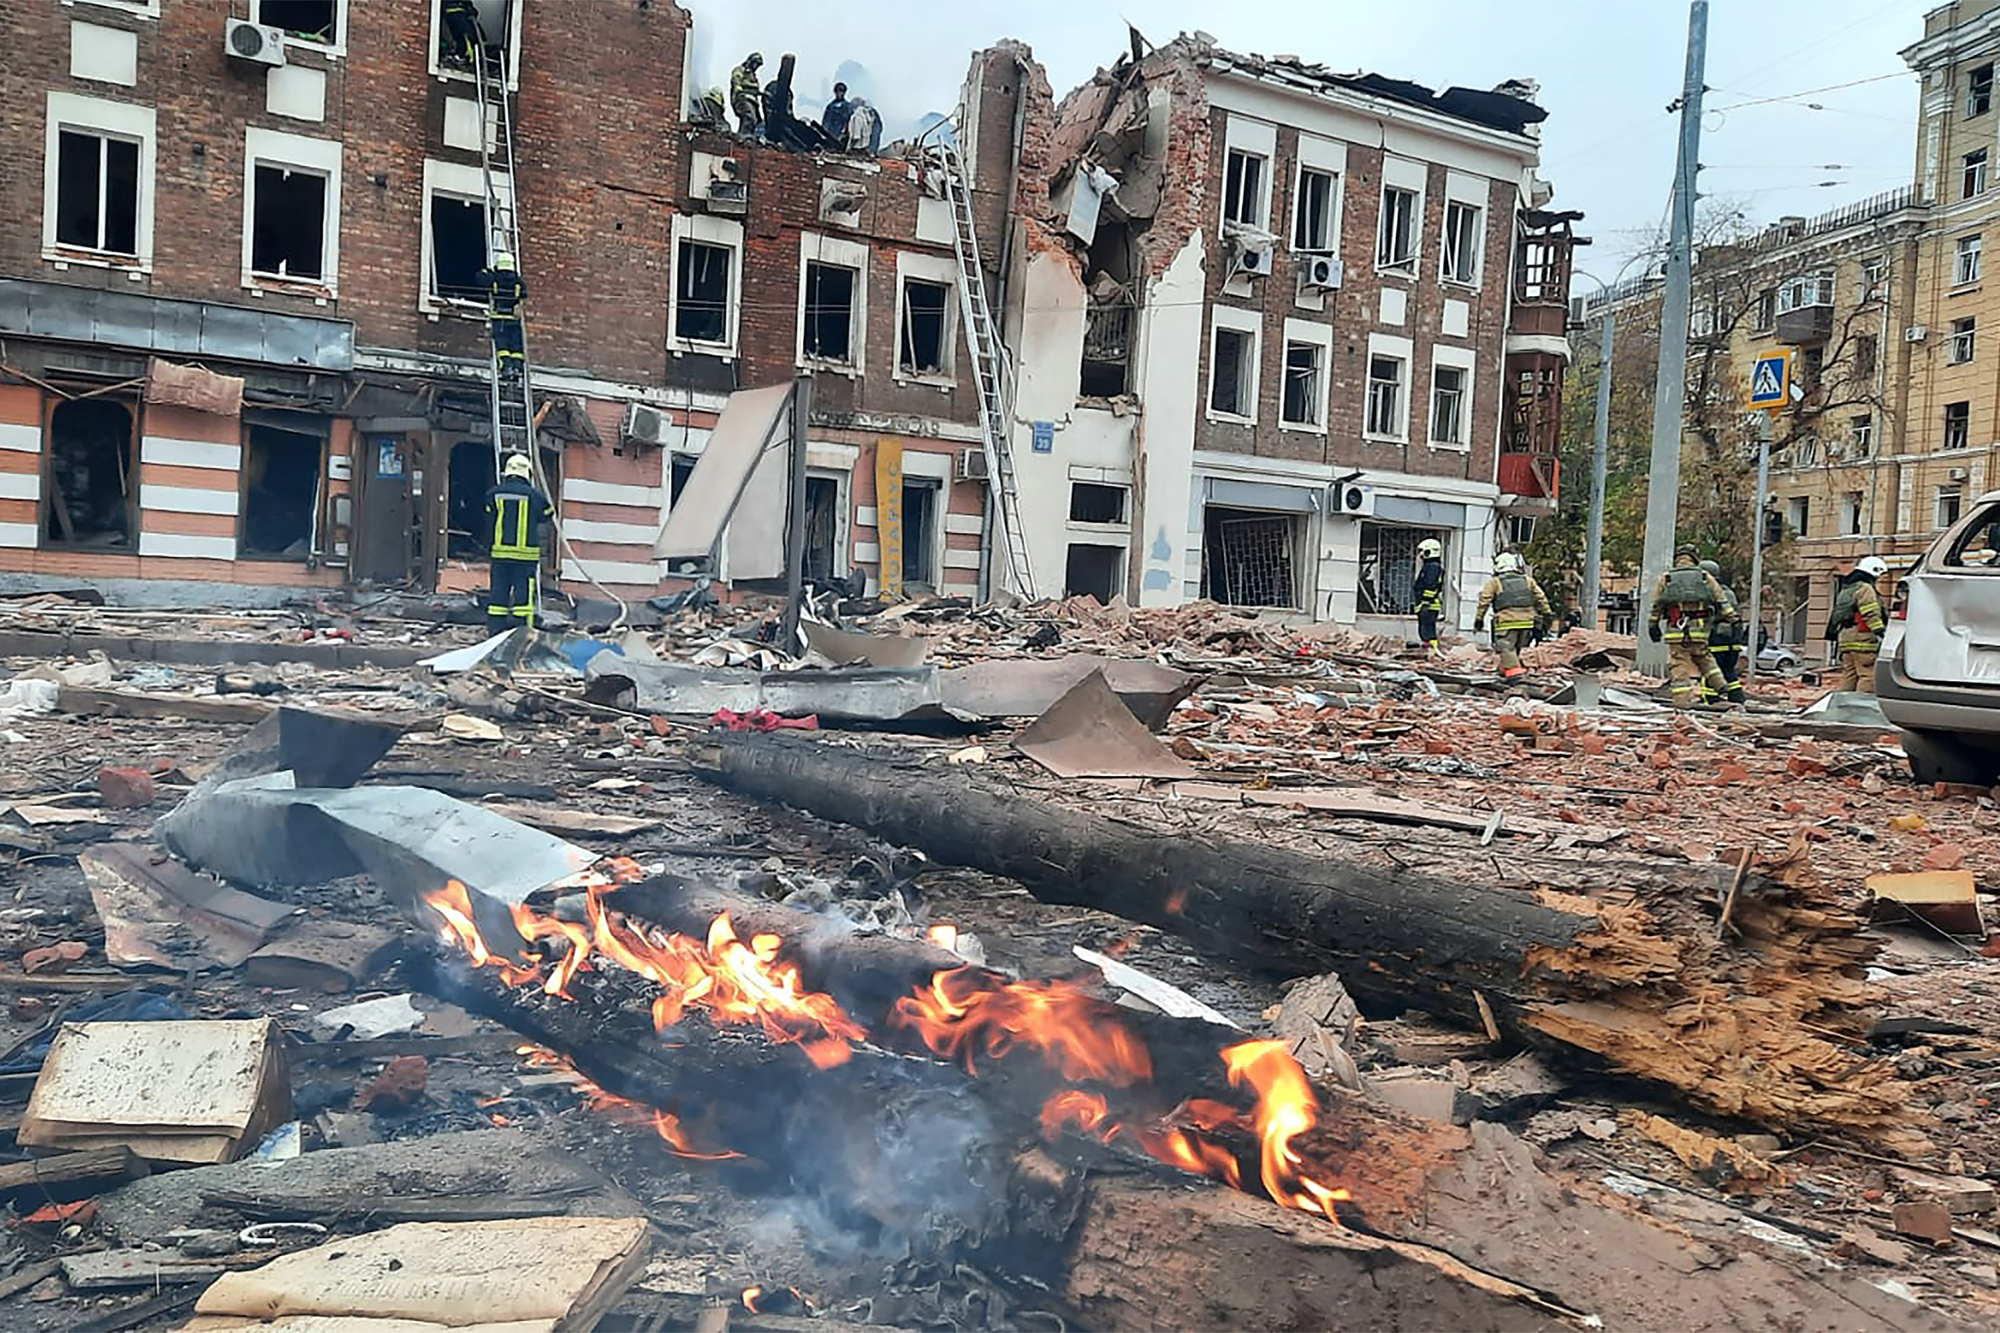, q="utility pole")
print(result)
[1636,0,1708,673]
[1582,309,1615,628]
[1745,414,1772,683]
